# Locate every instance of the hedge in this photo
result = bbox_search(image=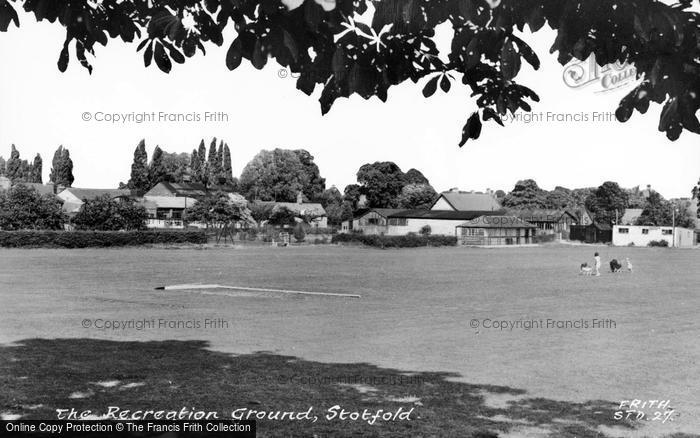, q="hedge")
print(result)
[0,230,207,248]
[331,233,457,248]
